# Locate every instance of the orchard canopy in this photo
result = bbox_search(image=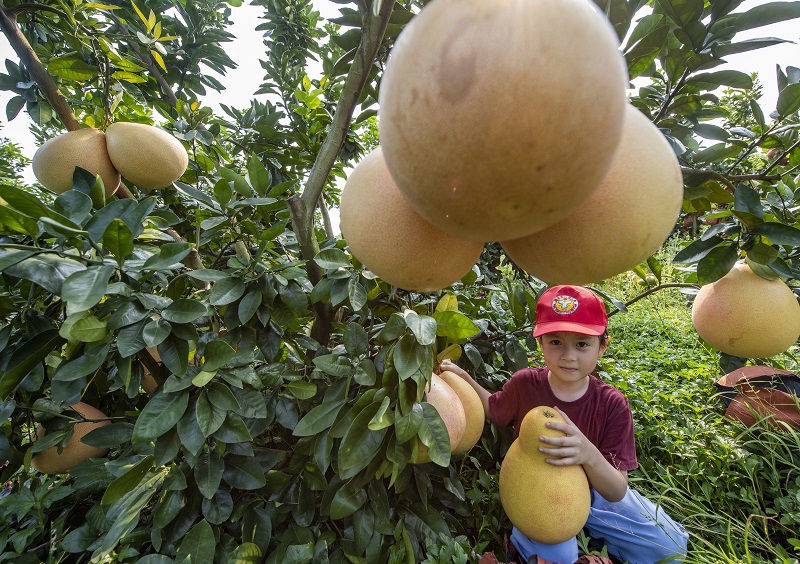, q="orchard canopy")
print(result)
[0,0,800,562]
